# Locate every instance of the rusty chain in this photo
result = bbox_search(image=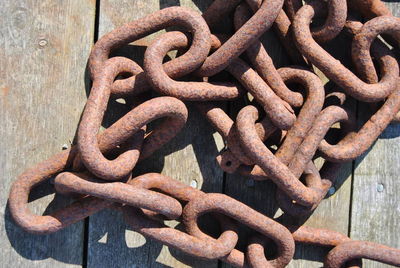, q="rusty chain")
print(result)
[8,0,400,266]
